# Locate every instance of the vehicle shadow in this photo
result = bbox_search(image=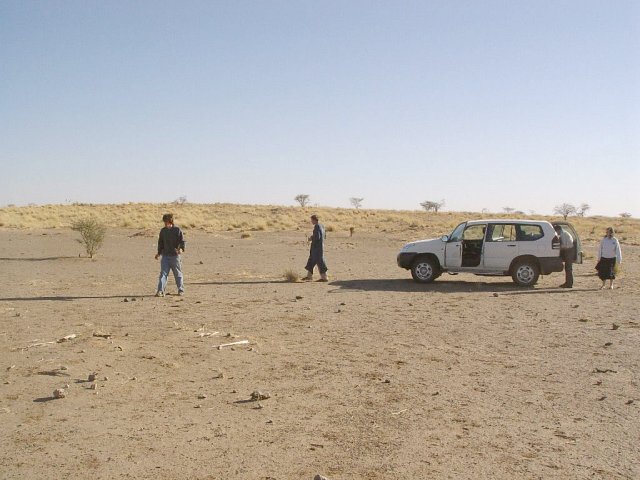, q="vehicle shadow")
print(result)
[328,278,529,293]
